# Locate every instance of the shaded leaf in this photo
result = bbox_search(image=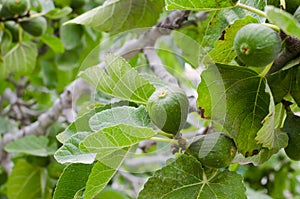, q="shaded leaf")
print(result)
[165,0,238,11]
[6,159,45,199]
[89,105,151,131]
[40,35,65,54]
[139,154,246,199]
[0,42,38,78]
[45,7,73,19]
[80,54,155,104]
[60,24,83,50]
[53,163,93,199]
[66,0,164,34]
[197,64,272,156]
[5,135,56,156]
[265,6,300,39]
